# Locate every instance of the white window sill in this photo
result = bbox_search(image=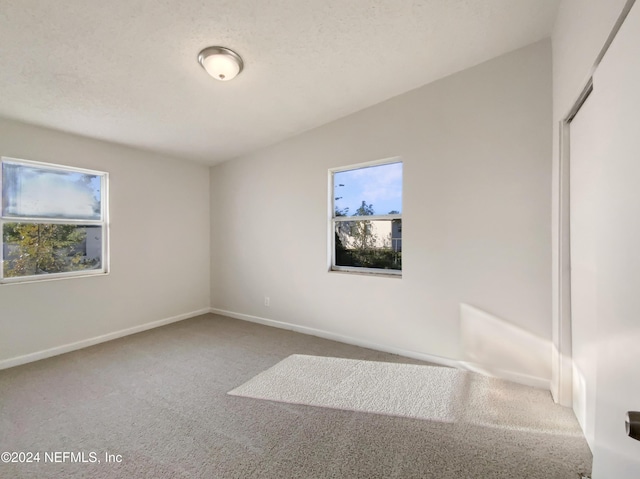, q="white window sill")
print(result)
[329,268,402,278]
